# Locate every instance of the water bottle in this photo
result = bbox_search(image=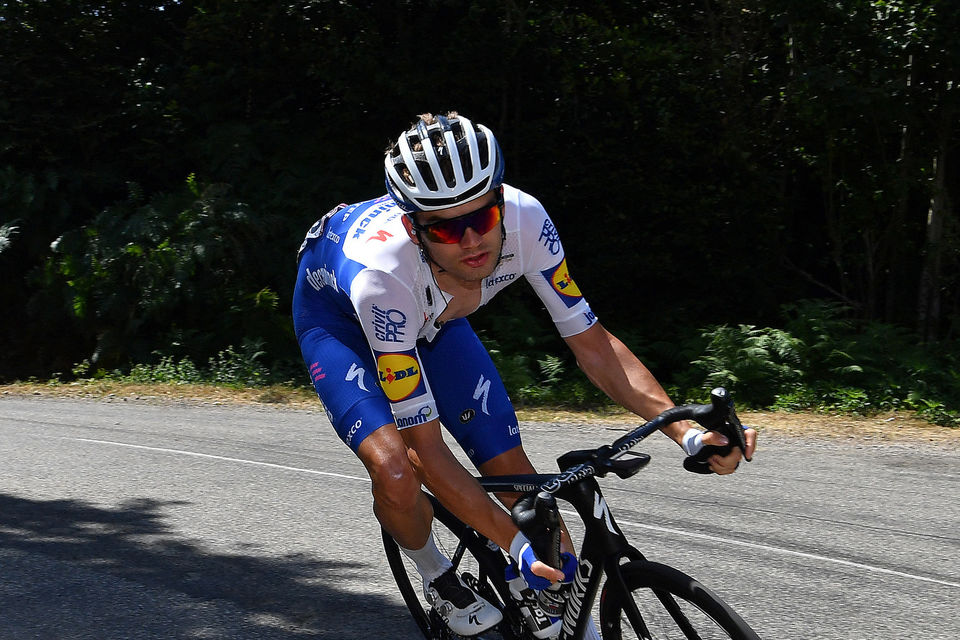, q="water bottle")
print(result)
[537,581,568,619]
[505,563,562,639]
